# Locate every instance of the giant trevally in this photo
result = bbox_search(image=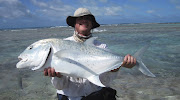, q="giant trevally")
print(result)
[16,37,155,87]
